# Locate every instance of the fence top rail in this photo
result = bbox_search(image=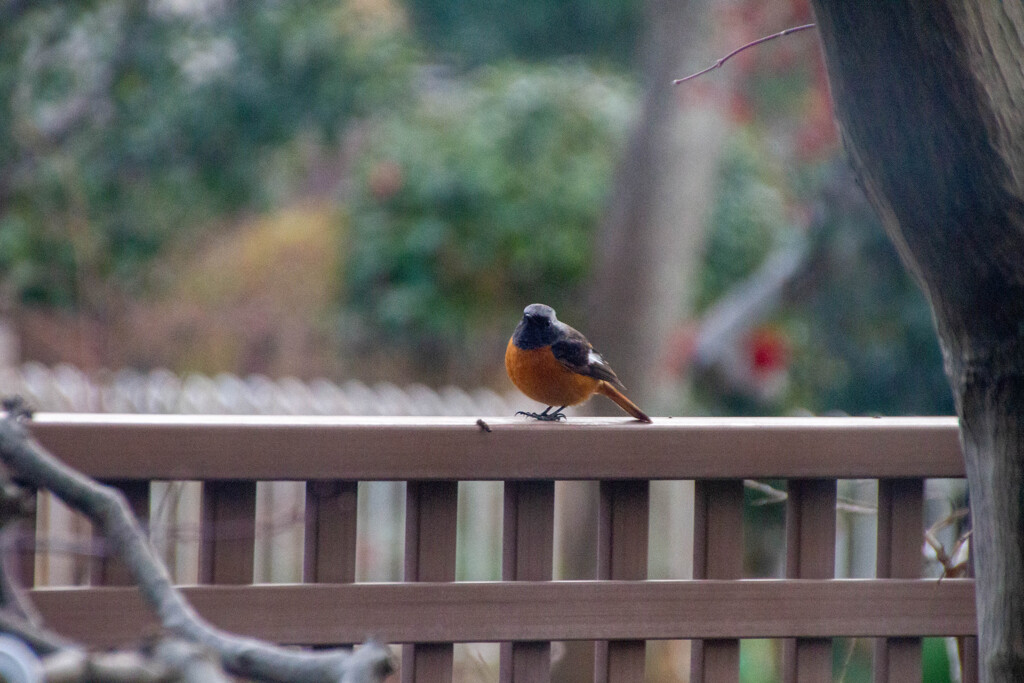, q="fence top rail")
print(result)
[28,411,962,481]
[25,414,963,481]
